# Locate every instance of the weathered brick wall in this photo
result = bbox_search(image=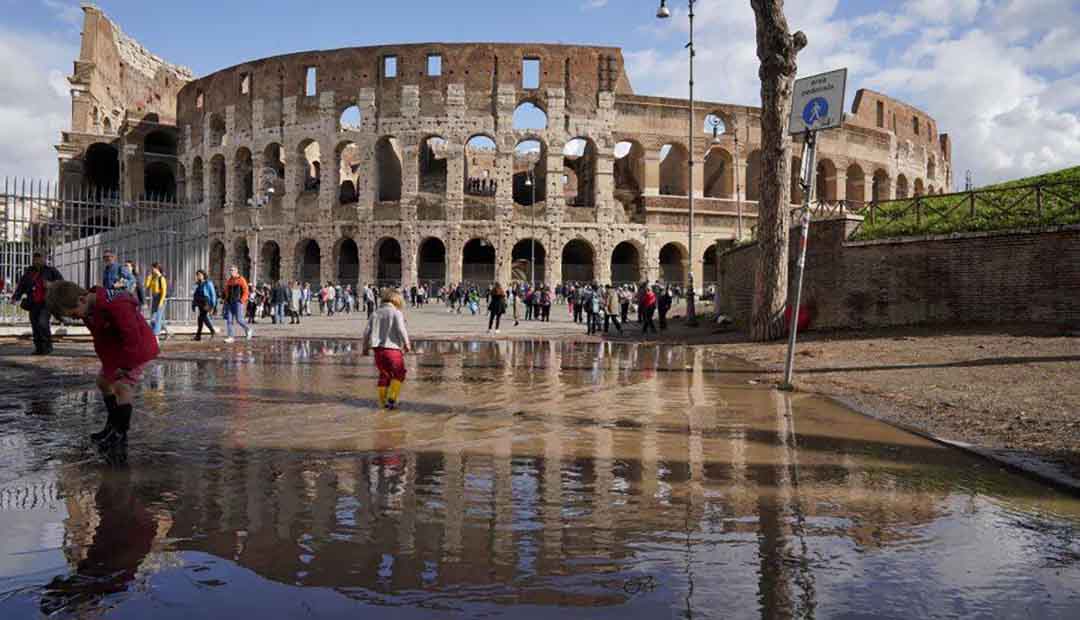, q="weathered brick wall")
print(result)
[718,217,1080,329]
